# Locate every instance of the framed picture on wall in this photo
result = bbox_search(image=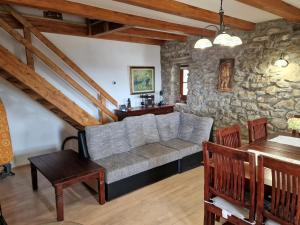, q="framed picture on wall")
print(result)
[218,58,235,92]
[130,66,155,94]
